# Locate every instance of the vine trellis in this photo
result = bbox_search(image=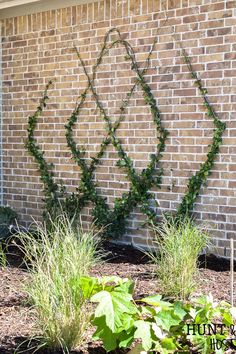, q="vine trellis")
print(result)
[26,28,226,236]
